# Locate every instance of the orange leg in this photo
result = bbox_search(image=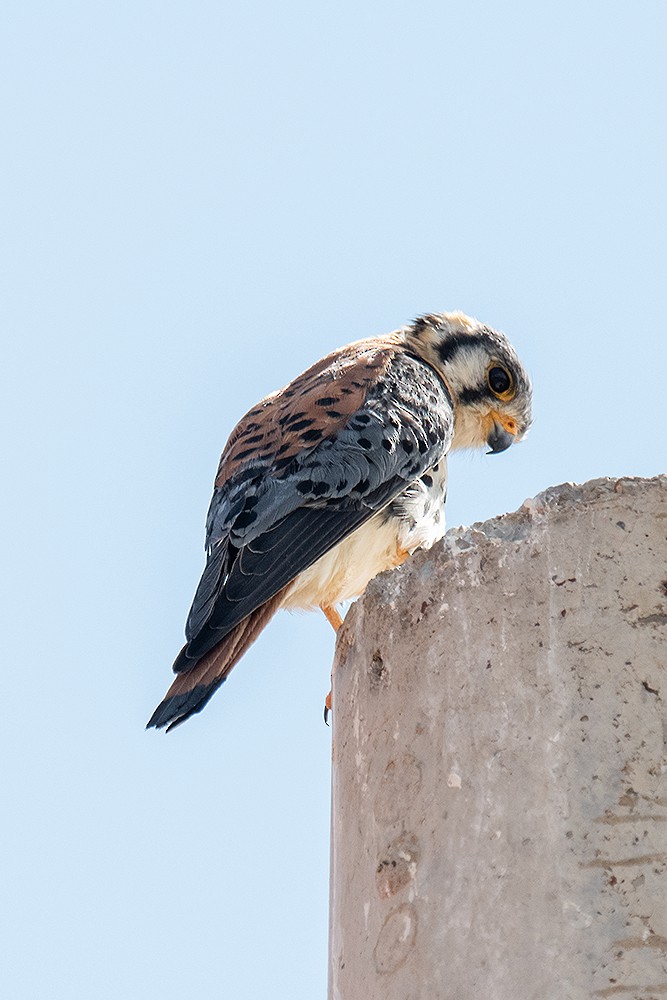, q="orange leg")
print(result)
[320,603,344,631]
[320,604,343,724]
[393,546,411,567]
